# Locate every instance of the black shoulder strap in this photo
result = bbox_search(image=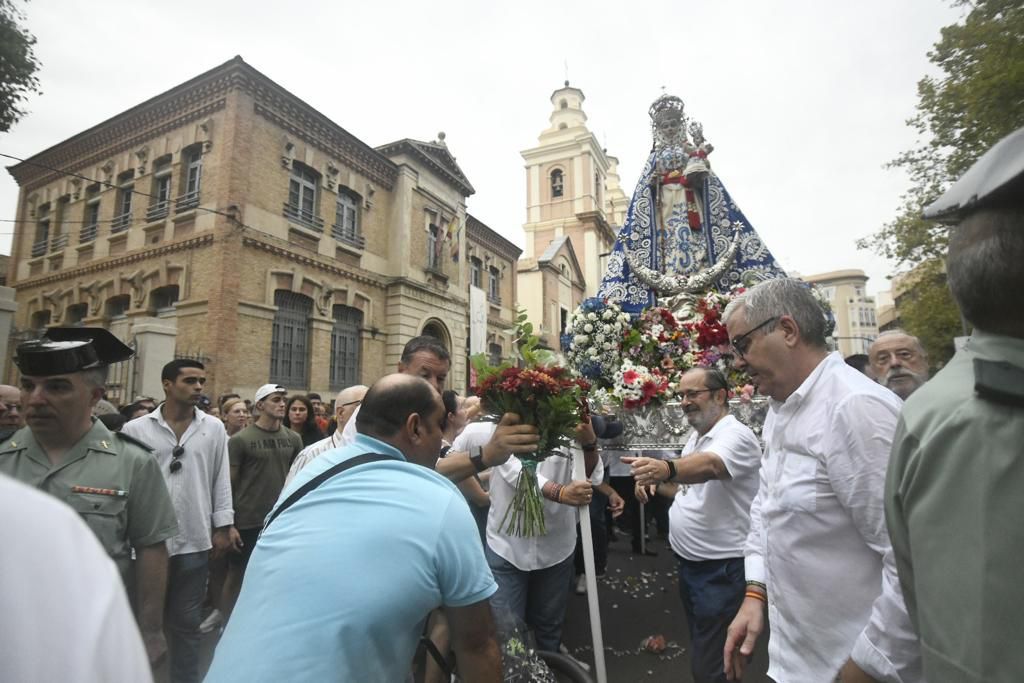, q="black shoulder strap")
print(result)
[262,452,398,534]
